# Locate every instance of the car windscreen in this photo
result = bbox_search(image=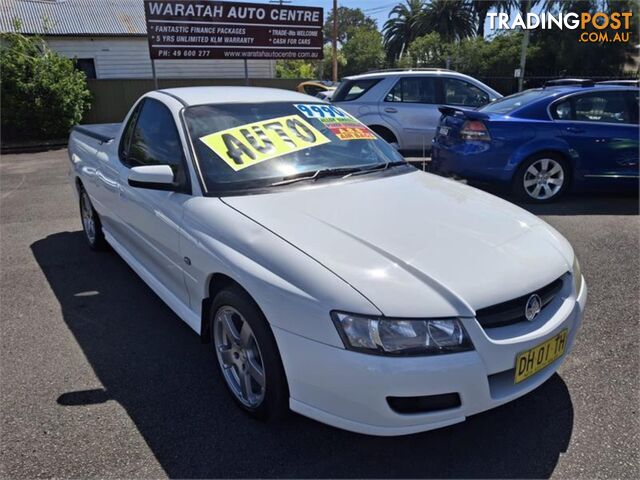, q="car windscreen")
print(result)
[183,102,405,194]
[479,90,550,114]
